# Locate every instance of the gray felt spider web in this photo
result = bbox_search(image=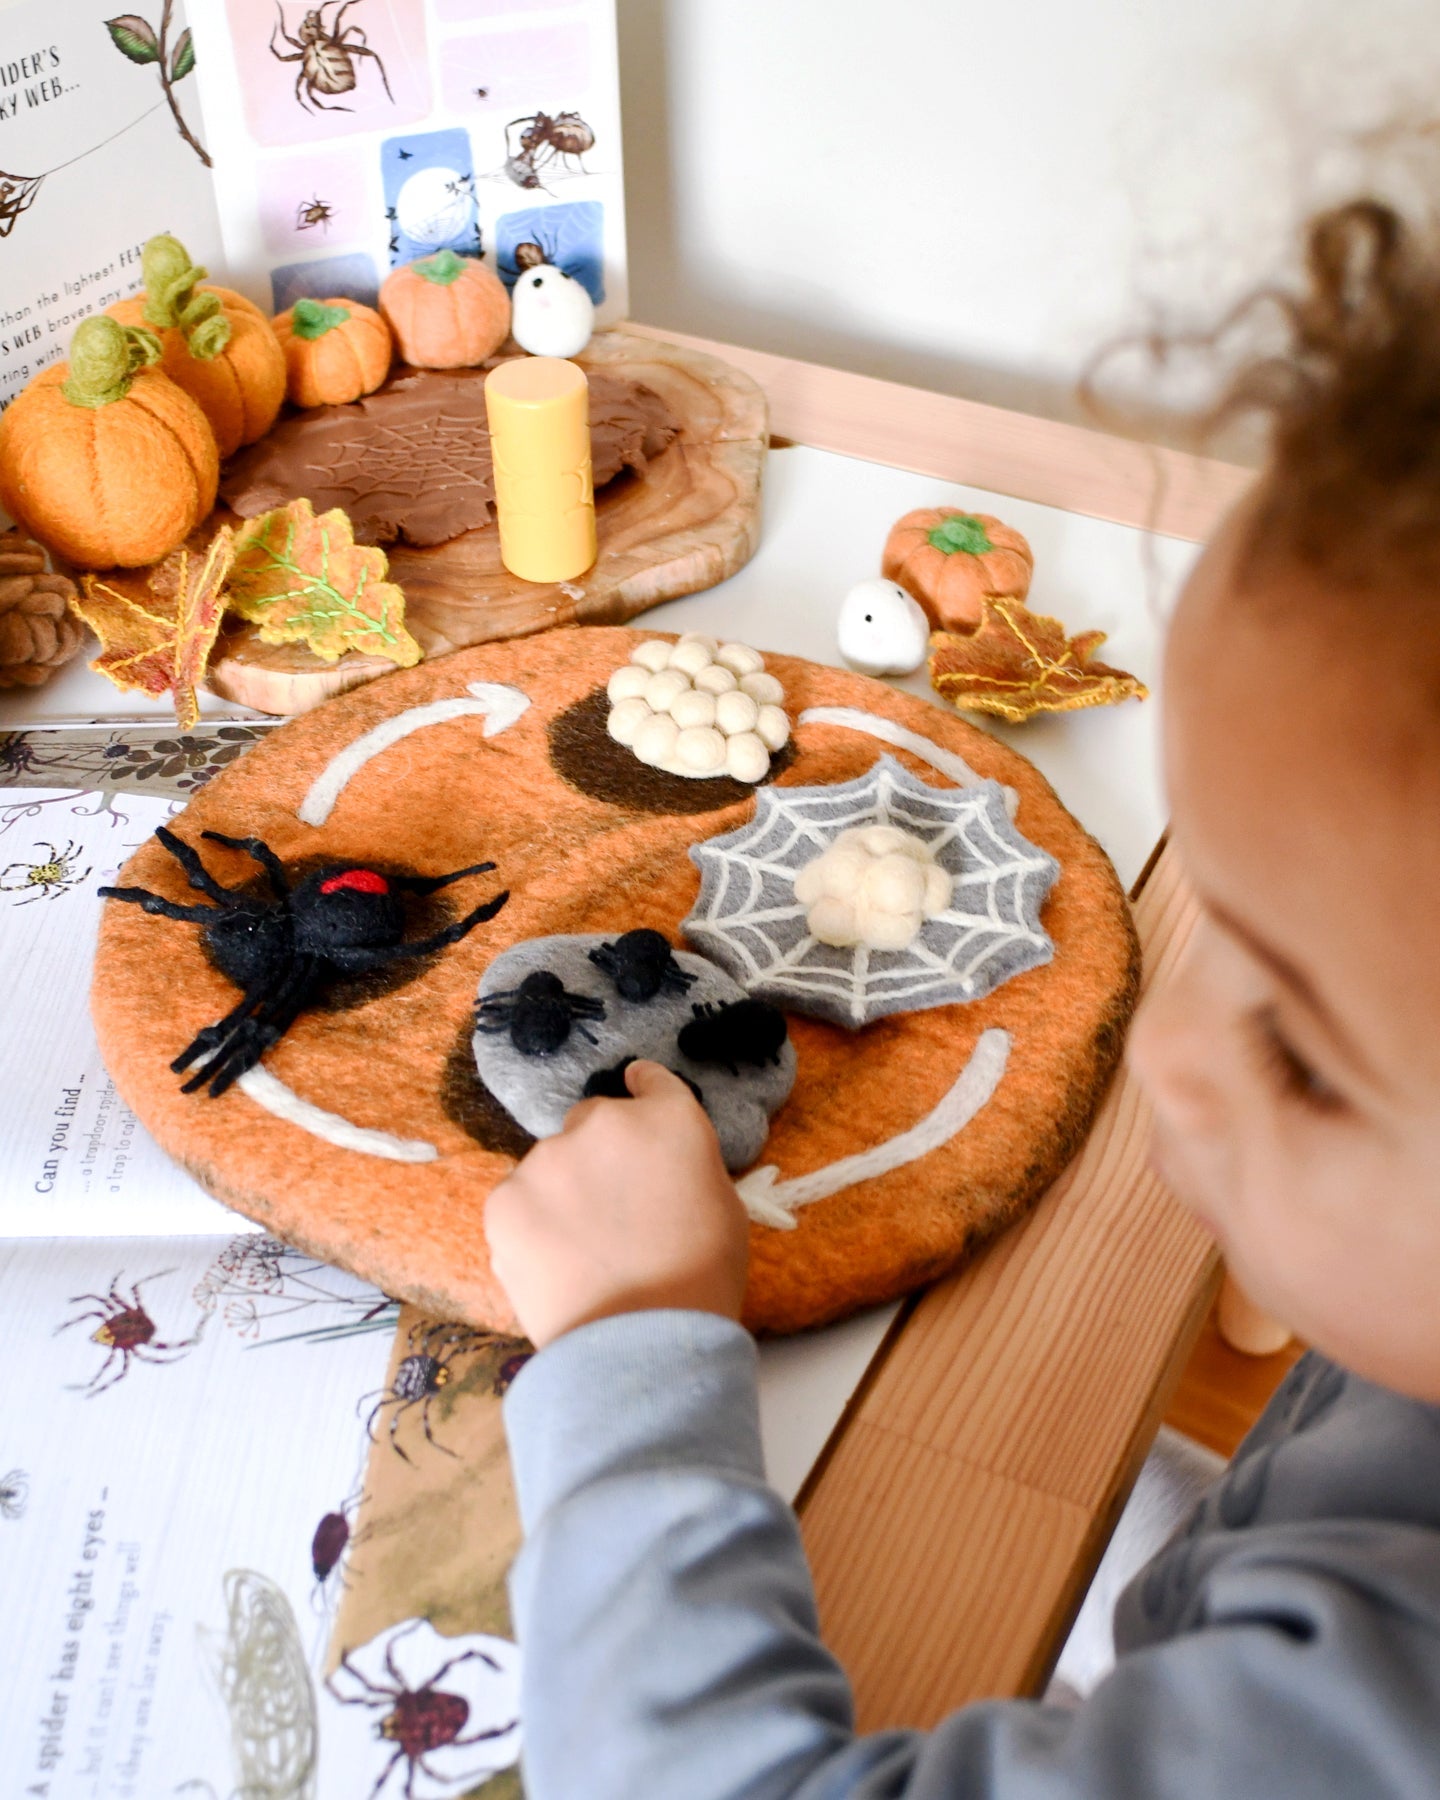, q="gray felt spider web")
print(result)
[684,755,1060,1029]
